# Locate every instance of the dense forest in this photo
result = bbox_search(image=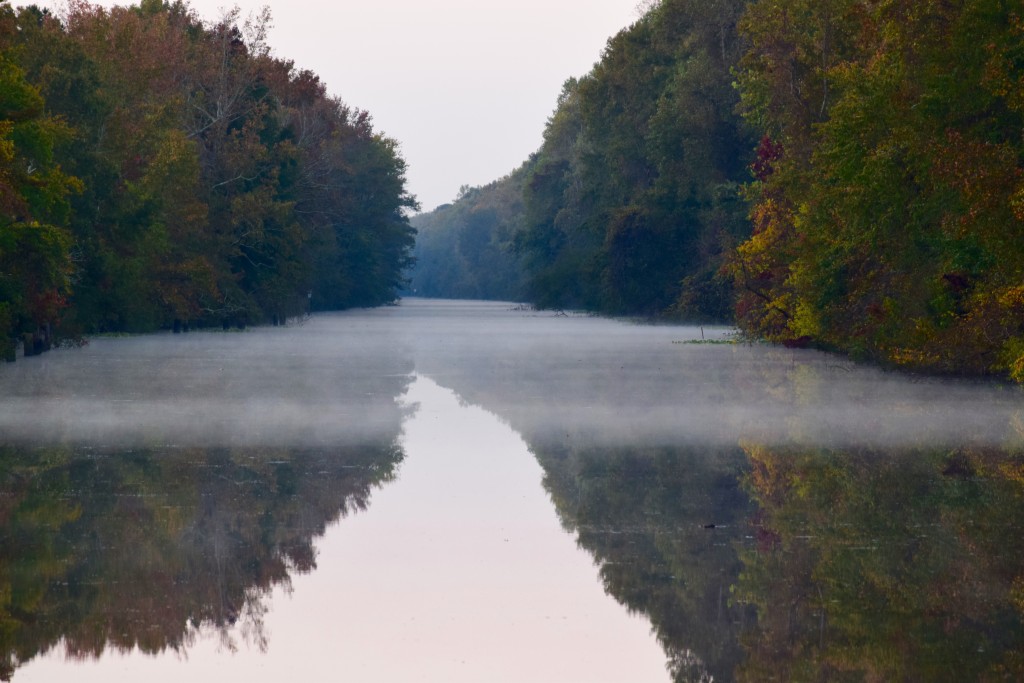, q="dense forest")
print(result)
[516,0,752,319]
[0,0,416,357]
[408,169,527,301]
[410,0,753,320]
[409,0,1024,380]
[732,0,1024,380]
